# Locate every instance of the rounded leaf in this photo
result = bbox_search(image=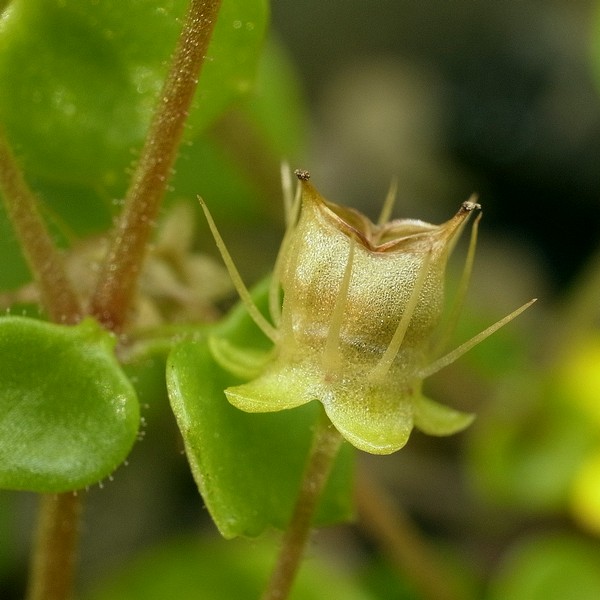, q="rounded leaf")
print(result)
[0,317,139,492]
